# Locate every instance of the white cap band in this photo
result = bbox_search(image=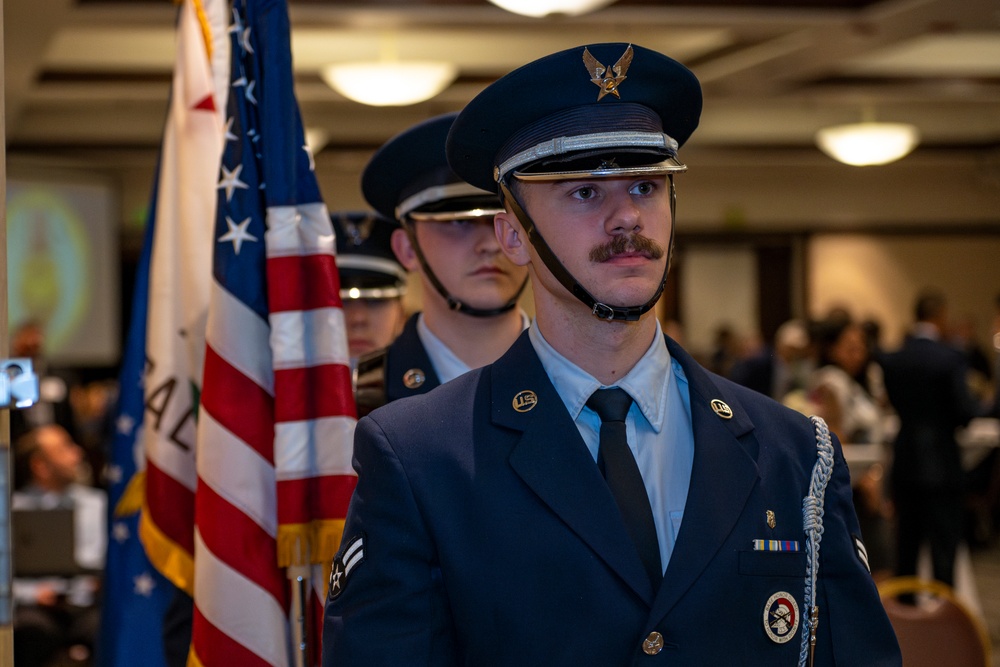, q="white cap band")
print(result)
[495,130,680,183]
